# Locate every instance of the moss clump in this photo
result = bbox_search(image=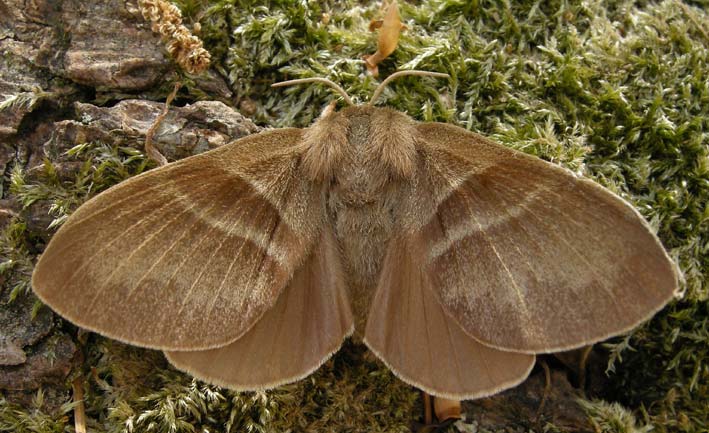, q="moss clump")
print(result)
[80,339,417,432]
[0,390,75,433]
[10,141,151,230]
[578,399,652,433]
[0,217,35,304]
